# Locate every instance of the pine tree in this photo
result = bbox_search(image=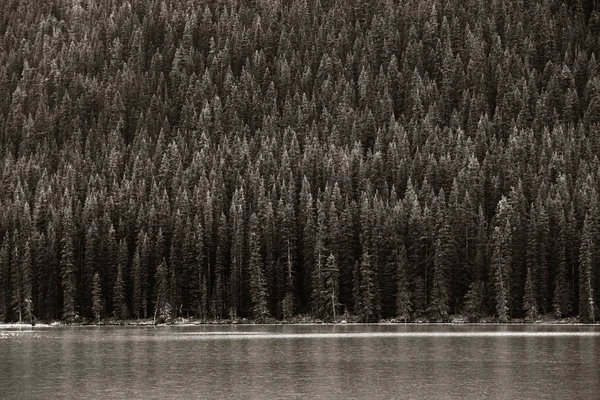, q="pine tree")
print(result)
[491,198,512,322]
[113,239,128,320]
[523,266,537,321]
[311,199,326,319]
[395,245,413,322]
[463,281,485,322]
[200,275,208,322]
[155,258,171,323]
[0,240,9,322]
[132,246,143,319]
[552,219,572,318]
[578,215,596,323]
[92,272,103,322]
[428,214,454,322]
[10,237,23,323]
[524,211,539,320]
[83,222,100,319]
[323,253,339,322]
[249,214,268,321]
[358,251,377,322]
[60,202,77,323]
